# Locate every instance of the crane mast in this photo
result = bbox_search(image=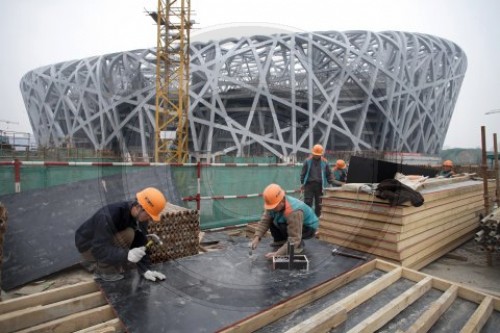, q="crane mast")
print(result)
[154,0,191,162]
